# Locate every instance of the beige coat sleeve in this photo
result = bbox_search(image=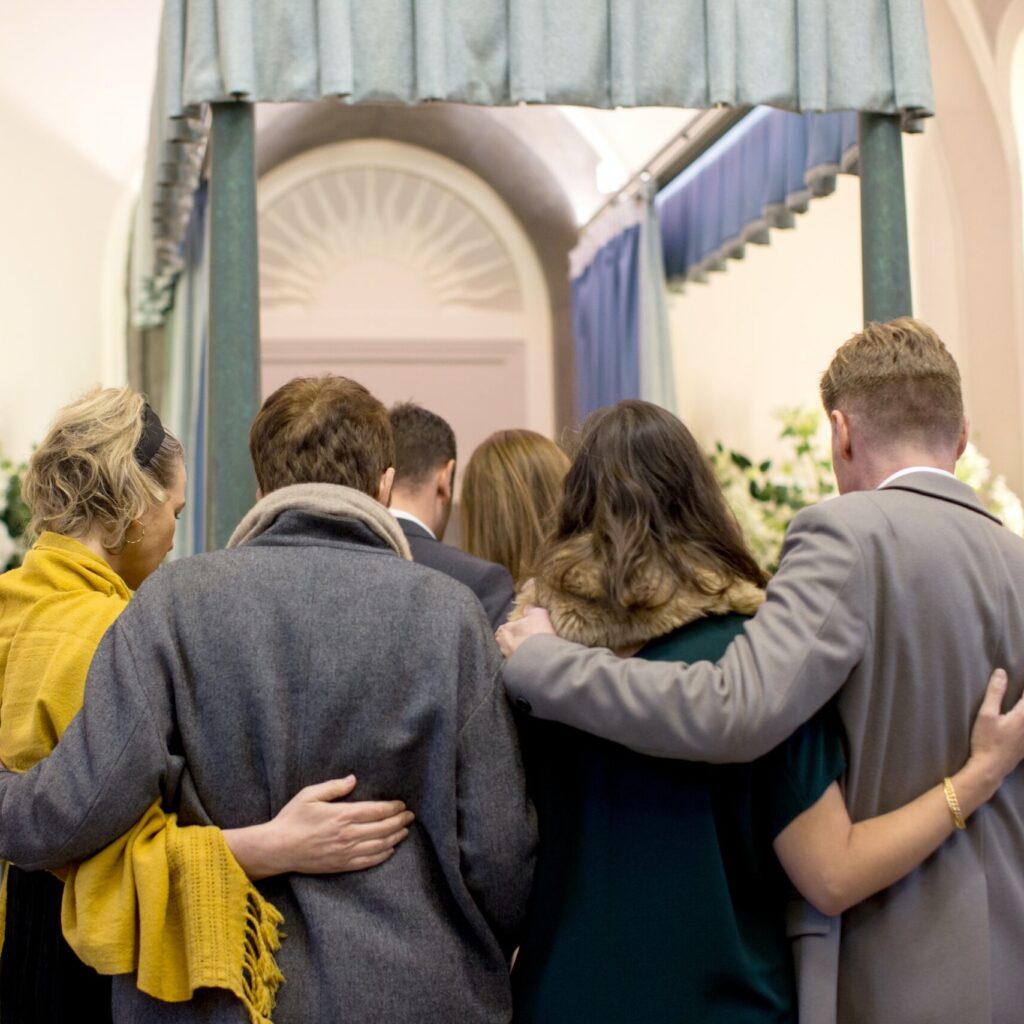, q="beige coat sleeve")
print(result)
[502,501,870,763]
